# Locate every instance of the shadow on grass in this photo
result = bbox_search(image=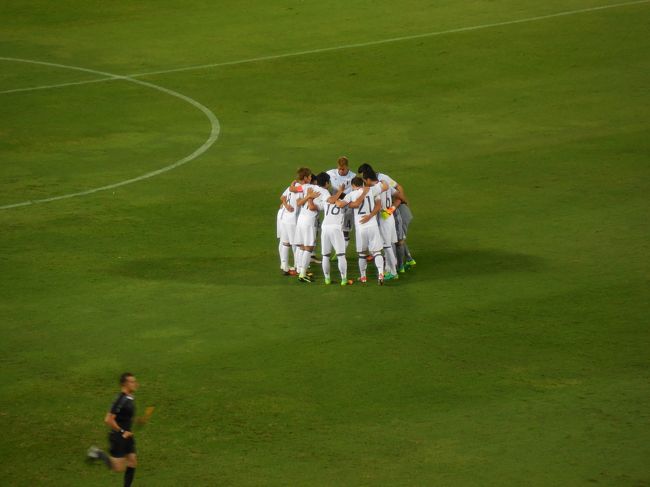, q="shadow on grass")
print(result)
[412,246,545,280]
[112,256,260,285]
[112,247,544,285]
